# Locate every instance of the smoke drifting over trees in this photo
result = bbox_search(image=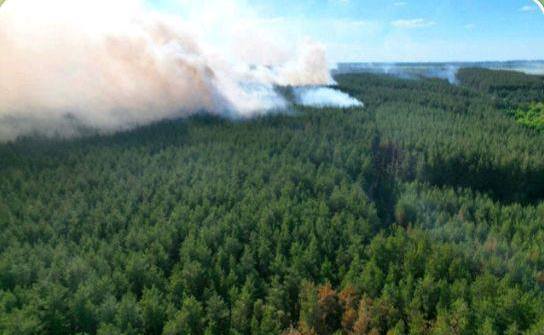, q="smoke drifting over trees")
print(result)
[0,0,340,141]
